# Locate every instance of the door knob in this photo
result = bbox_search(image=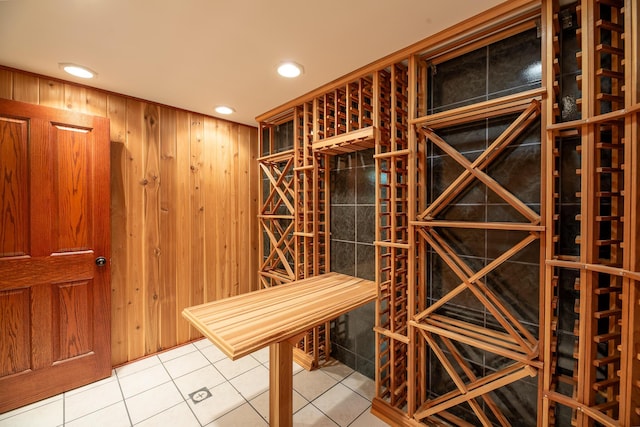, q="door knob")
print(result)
[95,256,107,267]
